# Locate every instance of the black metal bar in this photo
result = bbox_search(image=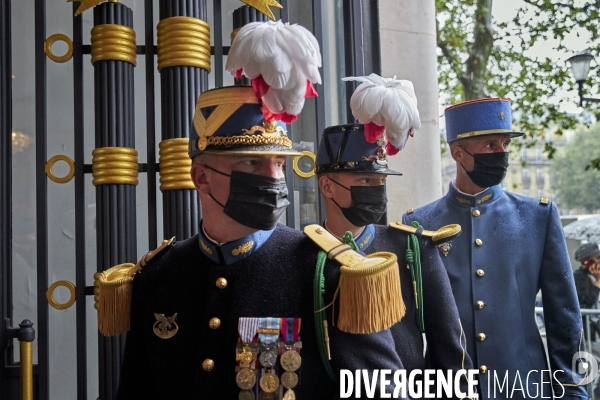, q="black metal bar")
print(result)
[213,0,223,87]
[145,1,158,249]
[232,6,268,86]
[158,0,206,240]
[0,0,13,397]
[72,2,88,398]
[311,0,327,225]
[83,44,231,56]
[582,97,600,103]
[34,0,49,398]
[342,0,382,123]
[93,3,137,399]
